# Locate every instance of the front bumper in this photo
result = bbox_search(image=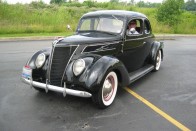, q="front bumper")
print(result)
[22,77,92,98]
[21,65,92,98]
